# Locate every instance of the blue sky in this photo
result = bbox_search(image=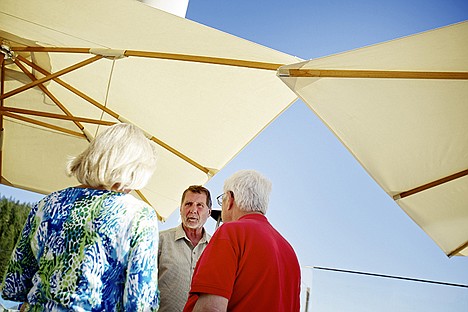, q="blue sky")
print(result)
[1,0,467,310]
